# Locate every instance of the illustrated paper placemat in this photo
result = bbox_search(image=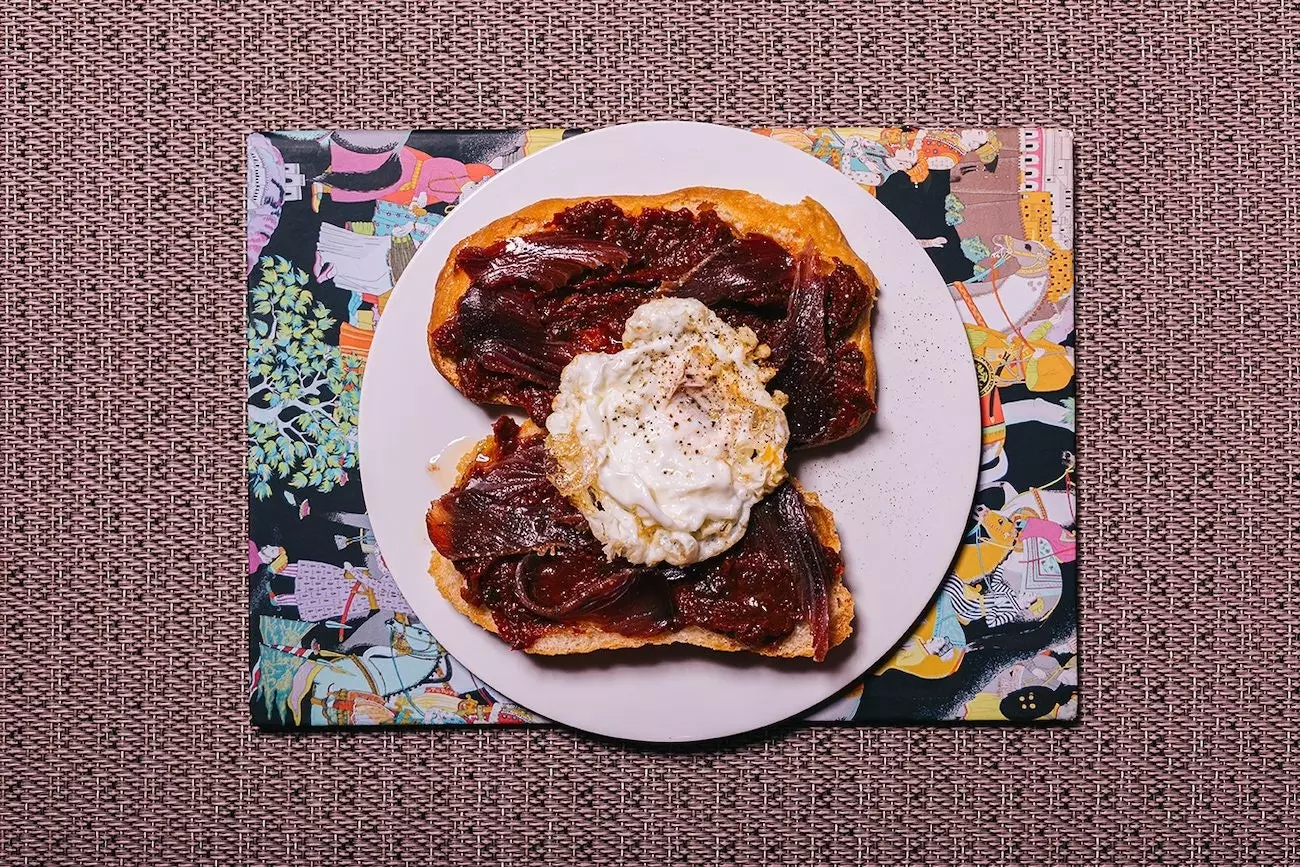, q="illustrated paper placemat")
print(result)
[247,127,1076,728]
